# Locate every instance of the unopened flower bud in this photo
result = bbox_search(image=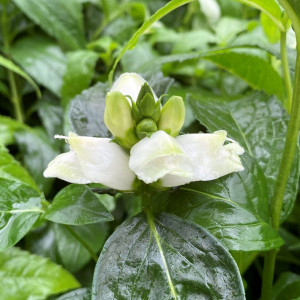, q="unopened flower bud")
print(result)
[158,96,185,137]
[104,91,138,149]
[136,82,154,104]
[138,93,156,117]
[135,118,158,139]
